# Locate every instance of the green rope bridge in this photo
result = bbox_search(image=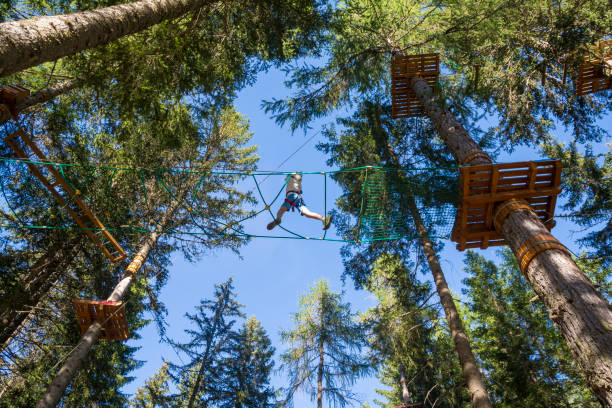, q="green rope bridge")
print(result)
[0,157,458,244]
